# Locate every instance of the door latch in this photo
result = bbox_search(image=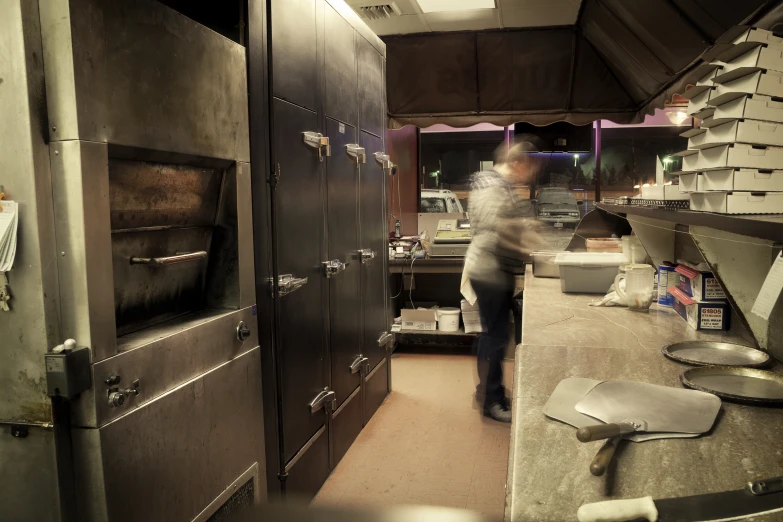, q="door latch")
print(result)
[303,132,331,162]
[236,321,251,342]
[309,388,336,414]
[323,259,347,278]
[350,355,370,375]
[374,151,391,169]
[358,249,376,264]
[346,144,366,165]
[270,274,308,297]
[378,332,395,347]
